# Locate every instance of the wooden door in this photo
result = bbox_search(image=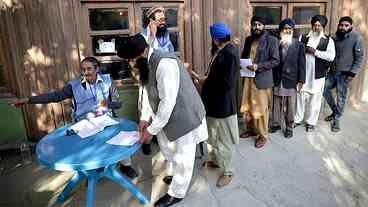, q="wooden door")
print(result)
[288,3,326,37]
[79,1,186,85]
[251,1,329,37]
